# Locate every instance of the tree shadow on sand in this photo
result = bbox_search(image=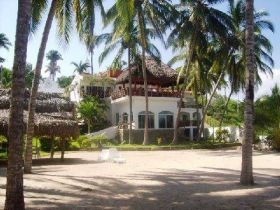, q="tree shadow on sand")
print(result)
[17,167,280,210]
